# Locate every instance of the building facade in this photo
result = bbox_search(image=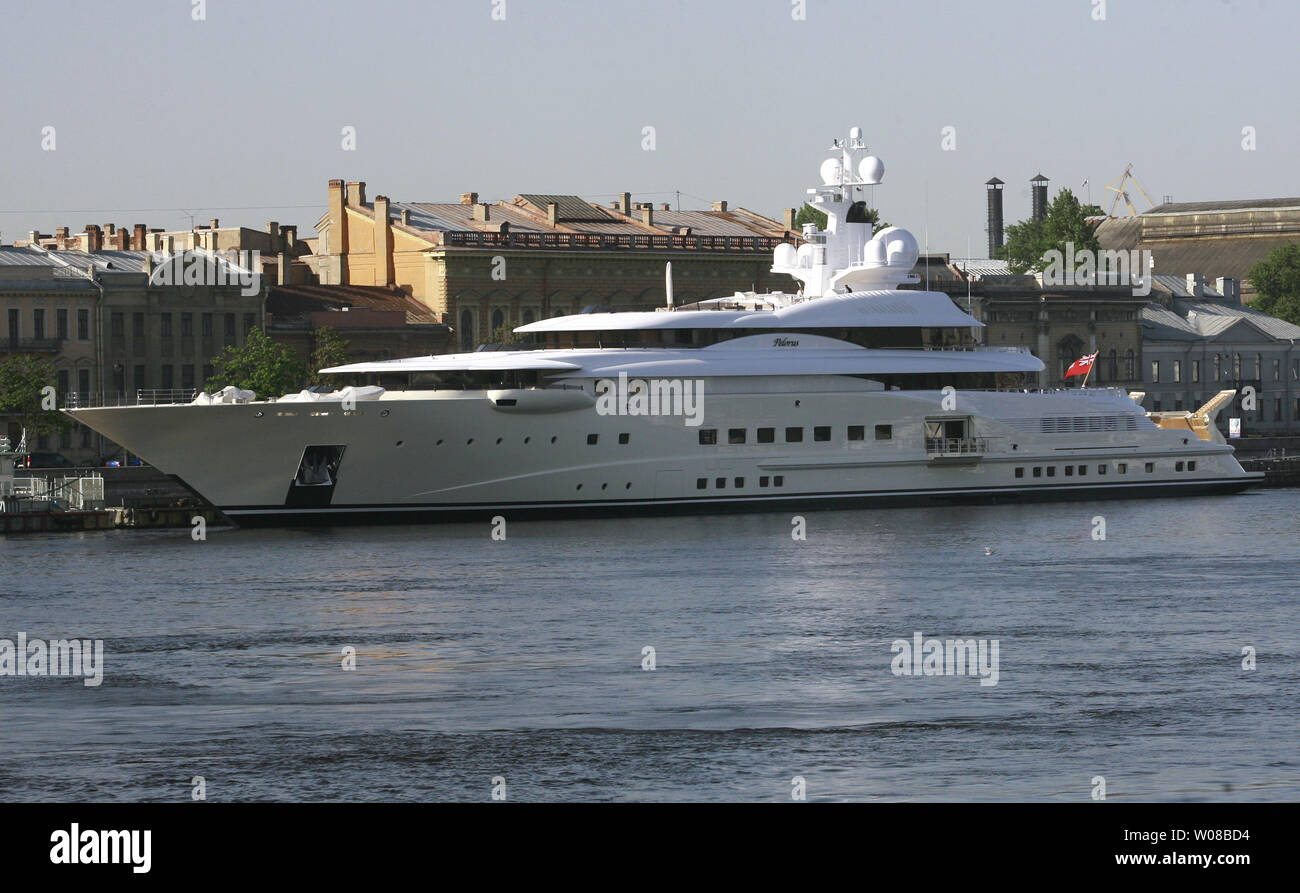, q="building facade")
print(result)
[309,180,800,350]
